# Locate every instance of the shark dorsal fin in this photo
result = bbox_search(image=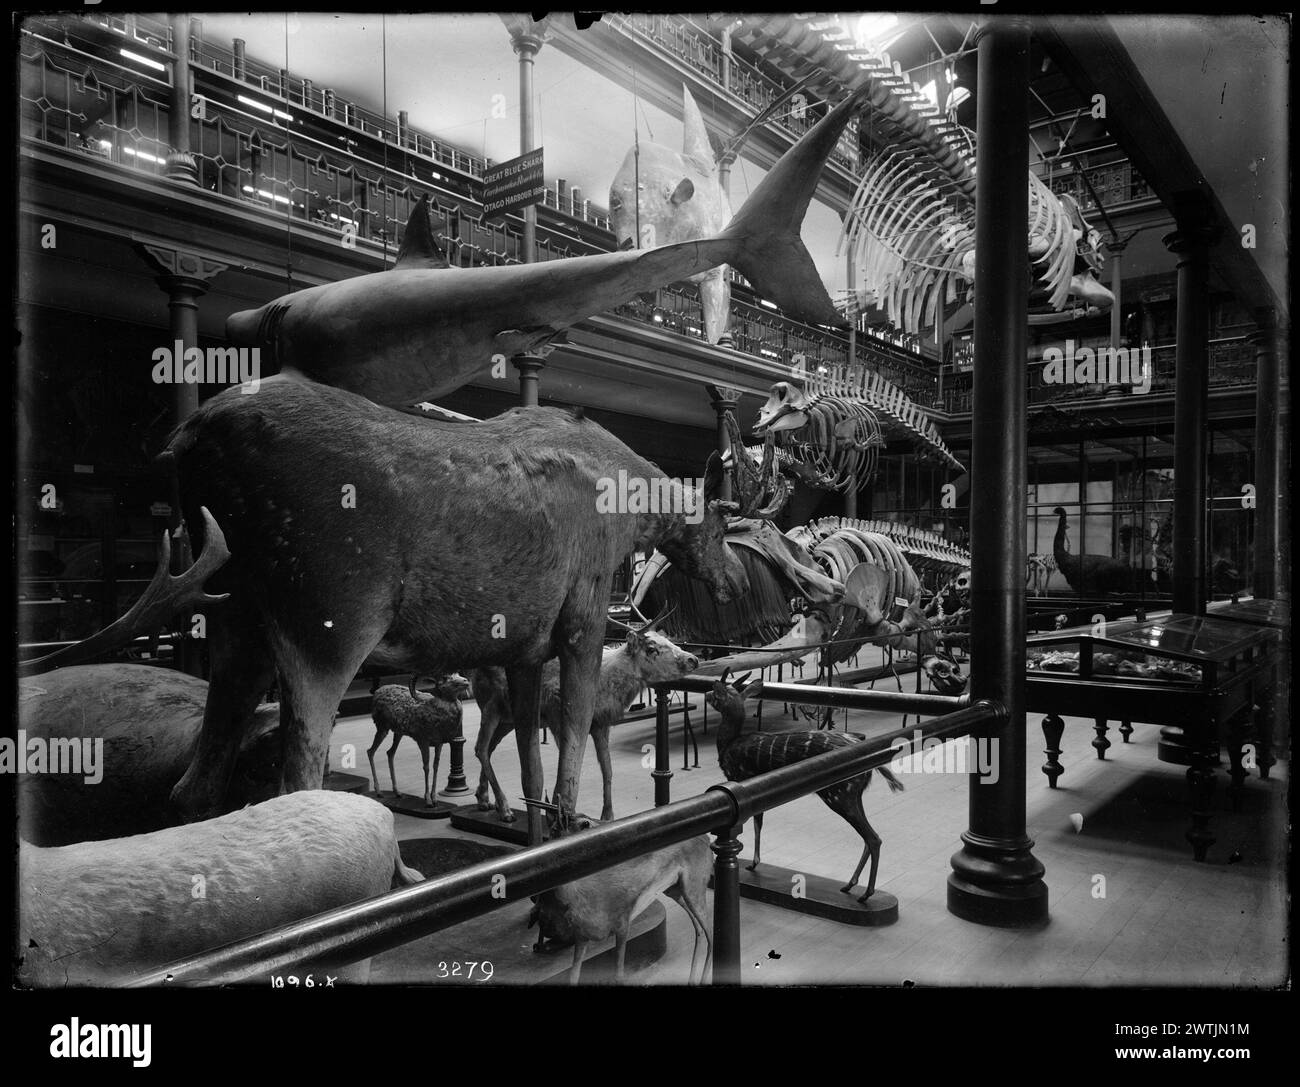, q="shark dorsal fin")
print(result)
[681,86,715,175]
[395,195,451,270]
